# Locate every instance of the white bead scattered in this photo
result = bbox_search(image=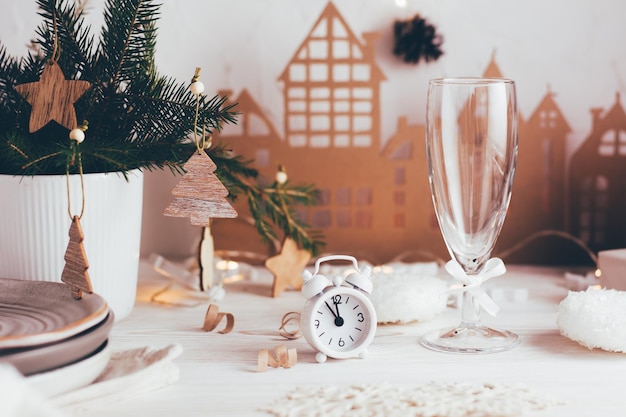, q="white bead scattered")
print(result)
[69,128,85,143]
[260,381,560,417]
[557,287,626,352]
